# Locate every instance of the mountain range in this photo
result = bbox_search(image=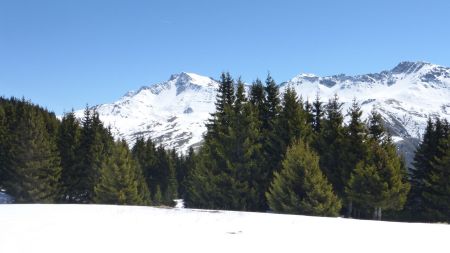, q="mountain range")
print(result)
[74,61,450,165]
